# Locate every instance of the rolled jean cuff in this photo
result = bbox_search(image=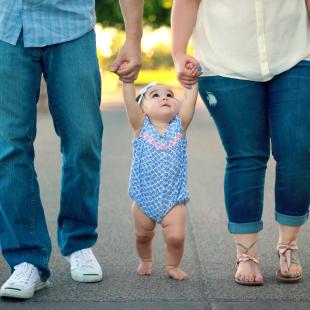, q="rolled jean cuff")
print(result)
[228,221,263,234]
[275,211,309,227]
